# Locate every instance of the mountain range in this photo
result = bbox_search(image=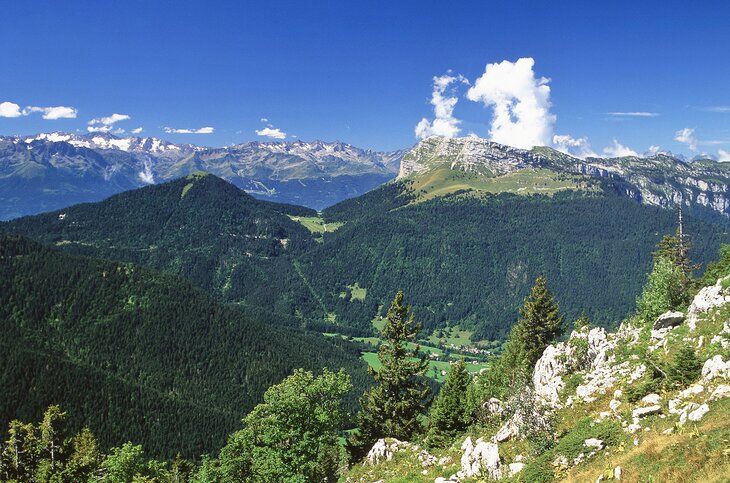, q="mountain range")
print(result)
[4,132,730,221]
[0,132,405,219]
